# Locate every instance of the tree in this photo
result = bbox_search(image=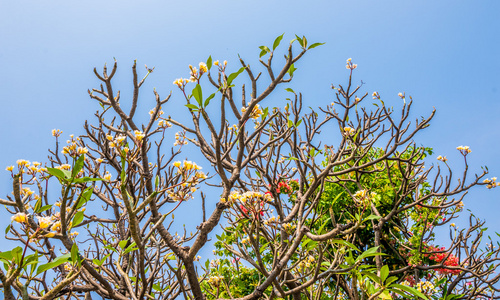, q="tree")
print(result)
[1,35,499,300]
